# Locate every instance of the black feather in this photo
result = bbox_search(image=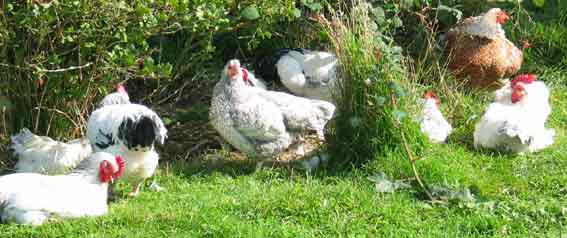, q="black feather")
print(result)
[94,129,115,149]
[254,48,309,83]
[117,115,157,150]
